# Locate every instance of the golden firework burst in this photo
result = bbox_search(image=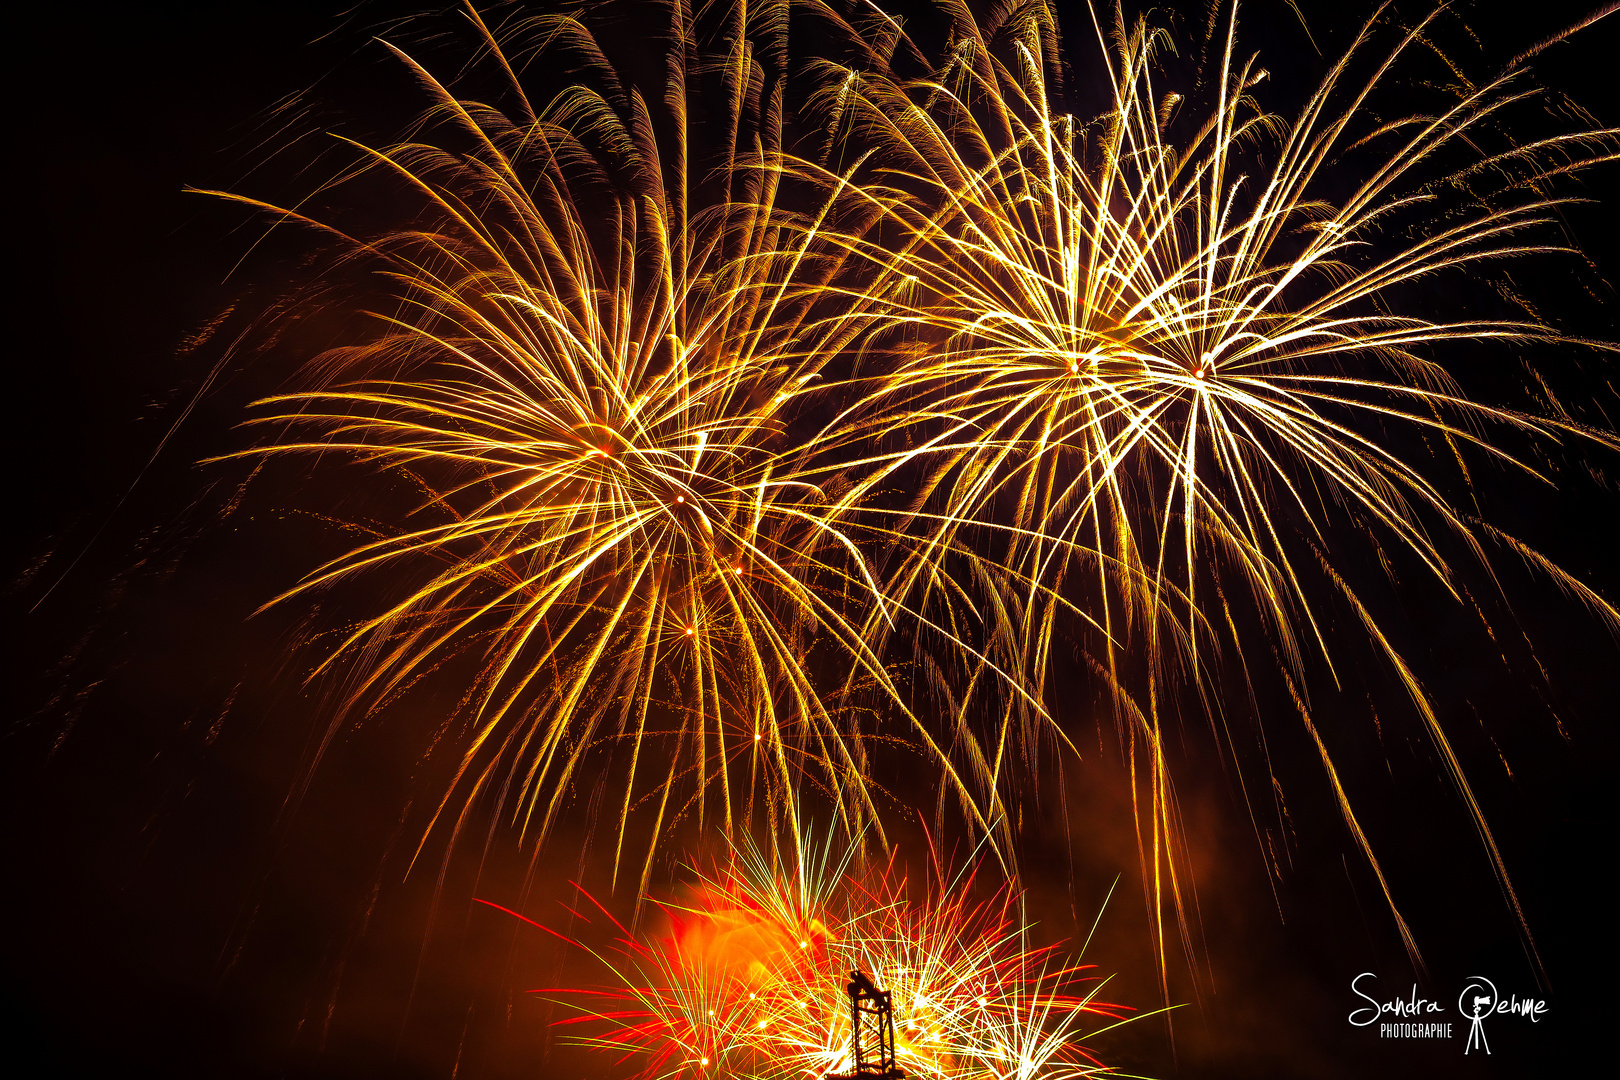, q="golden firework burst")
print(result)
[203,0,982,890]
[782,0,1620,989]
